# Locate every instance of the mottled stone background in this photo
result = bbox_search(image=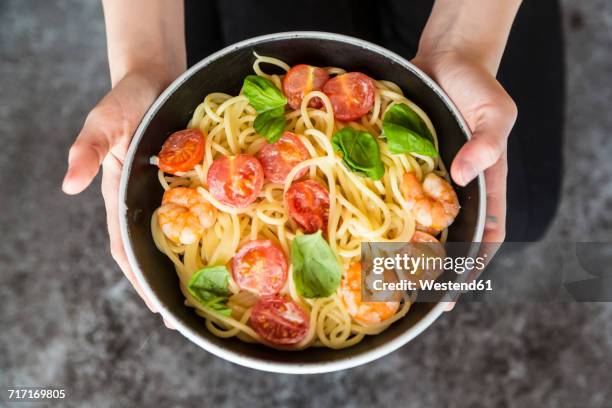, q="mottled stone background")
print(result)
[1,1,611,407]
